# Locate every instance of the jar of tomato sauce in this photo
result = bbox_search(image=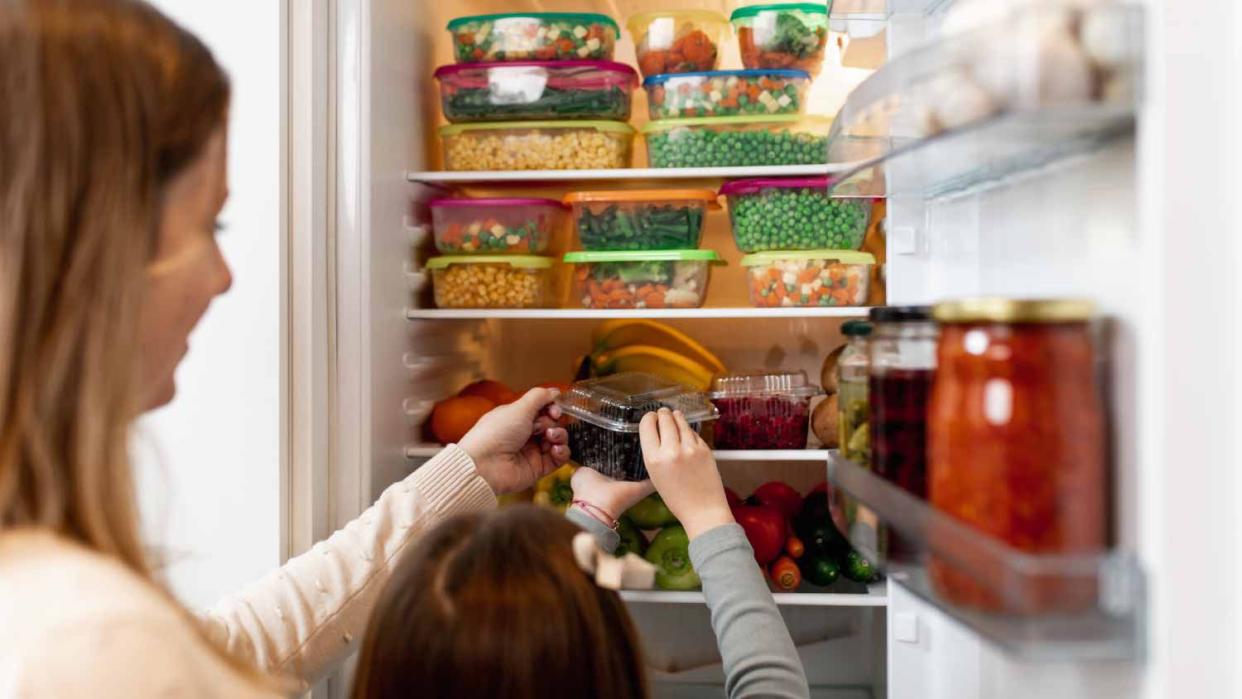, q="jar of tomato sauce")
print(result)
[928,298,1106,614]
